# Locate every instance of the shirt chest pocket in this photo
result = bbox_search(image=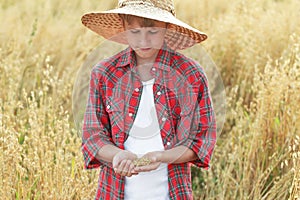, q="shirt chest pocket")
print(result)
[105,97,125,125]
